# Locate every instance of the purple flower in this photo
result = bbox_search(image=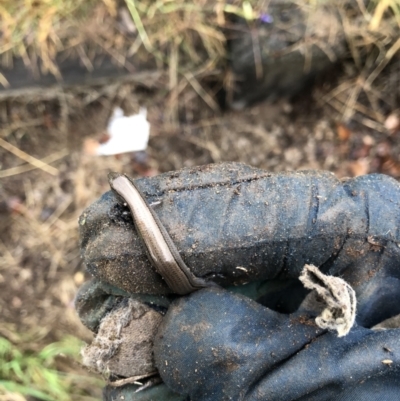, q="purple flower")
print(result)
[260,13,273,24]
